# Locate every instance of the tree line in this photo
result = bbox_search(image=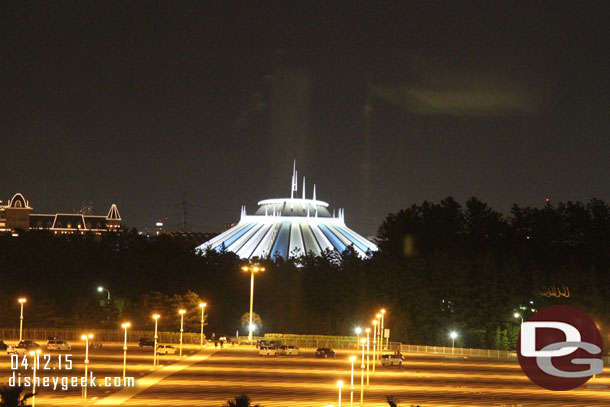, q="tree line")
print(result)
[0,197,608,351]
